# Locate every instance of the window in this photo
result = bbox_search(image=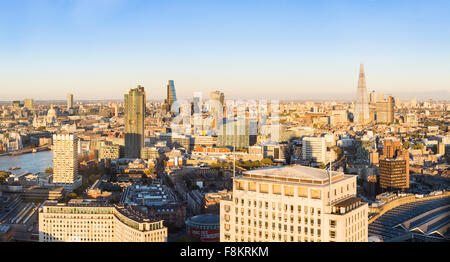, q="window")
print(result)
[329,230,336,238]
[311,189,321,199]
[298,187,308,197]
[330,220,336,228]
[272,185,282,195]
[249,182,257,192]
[284,186,294,196]
[260,183,268,193]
